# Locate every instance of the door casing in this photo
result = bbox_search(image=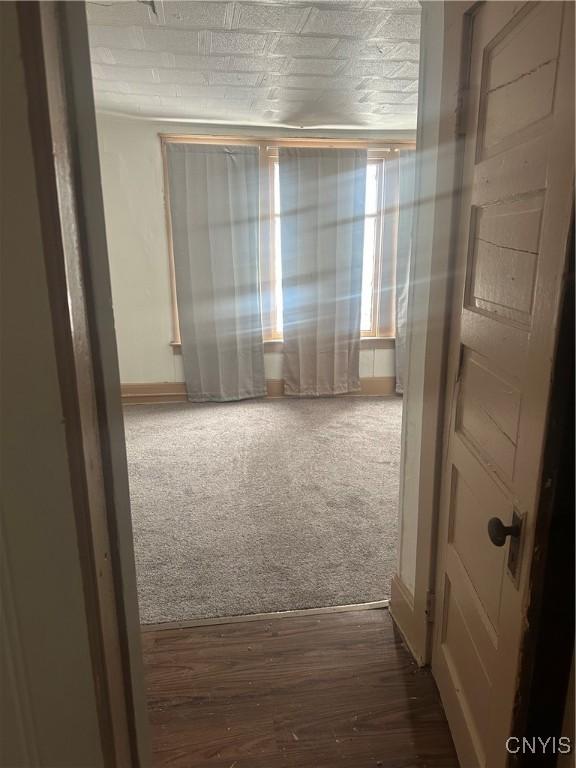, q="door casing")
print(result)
[21,1,572,765]
[16,2,150,765]
[391,0,475,665]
